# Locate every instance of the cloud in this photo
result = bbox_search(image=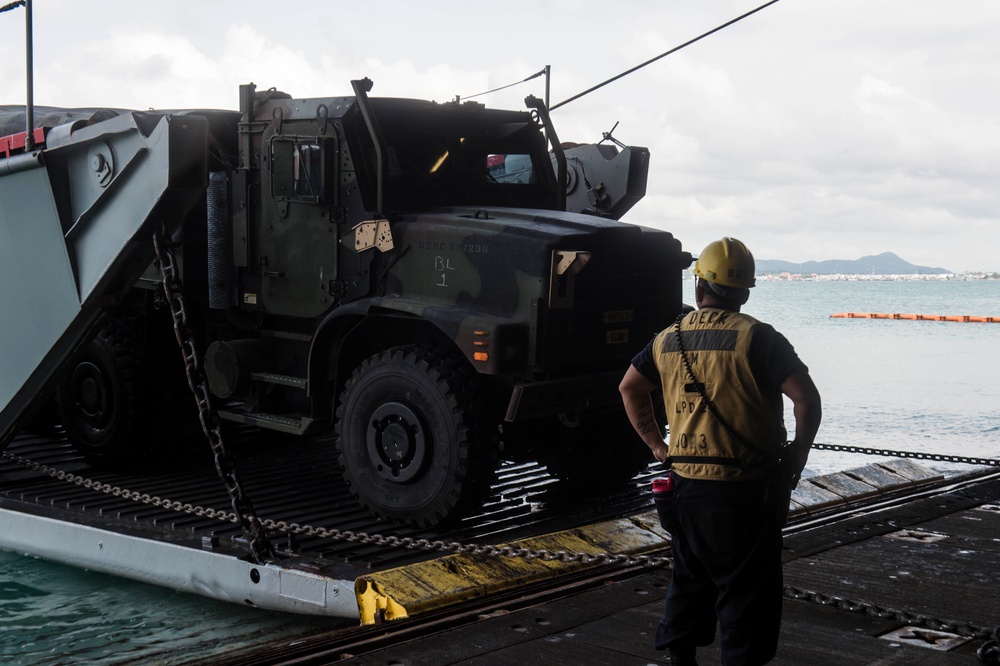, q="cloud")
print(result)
[2,0,998,272]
